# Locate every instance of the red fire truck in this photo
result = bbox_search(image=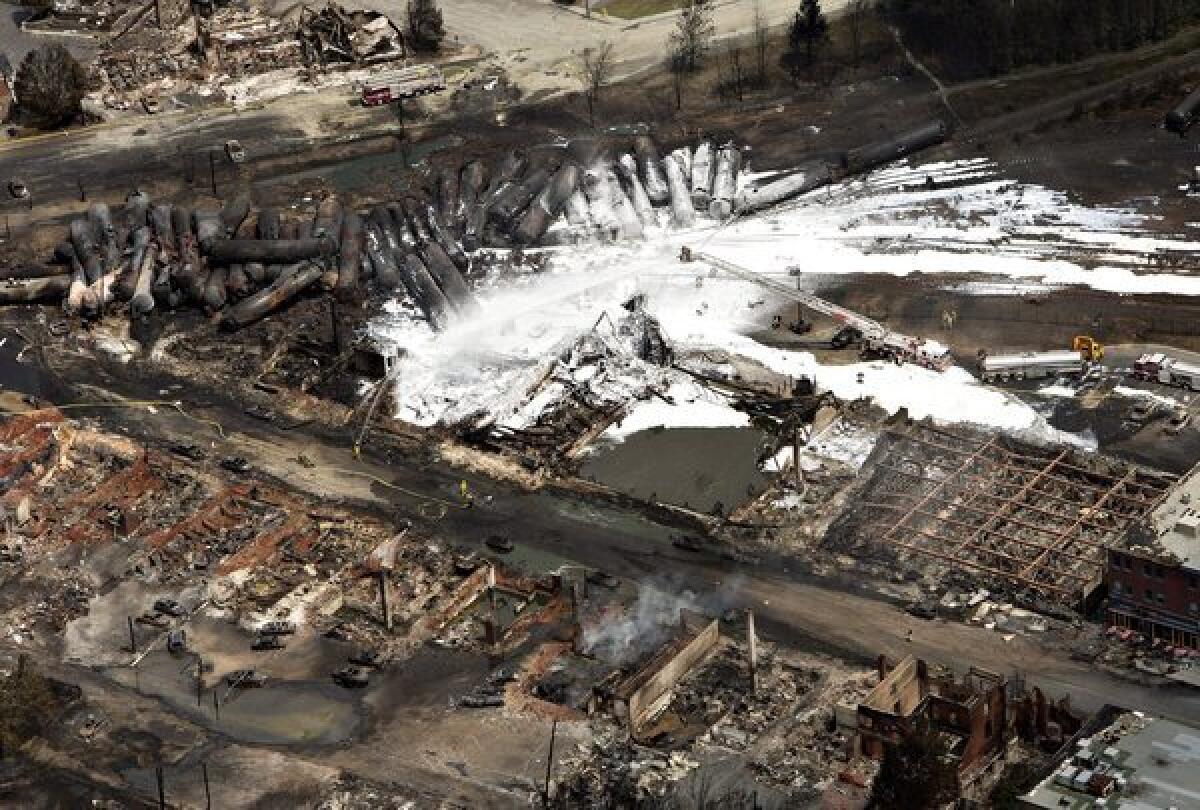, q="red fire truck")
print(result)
[1132,352,1200,391]
[360,65,445,106]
